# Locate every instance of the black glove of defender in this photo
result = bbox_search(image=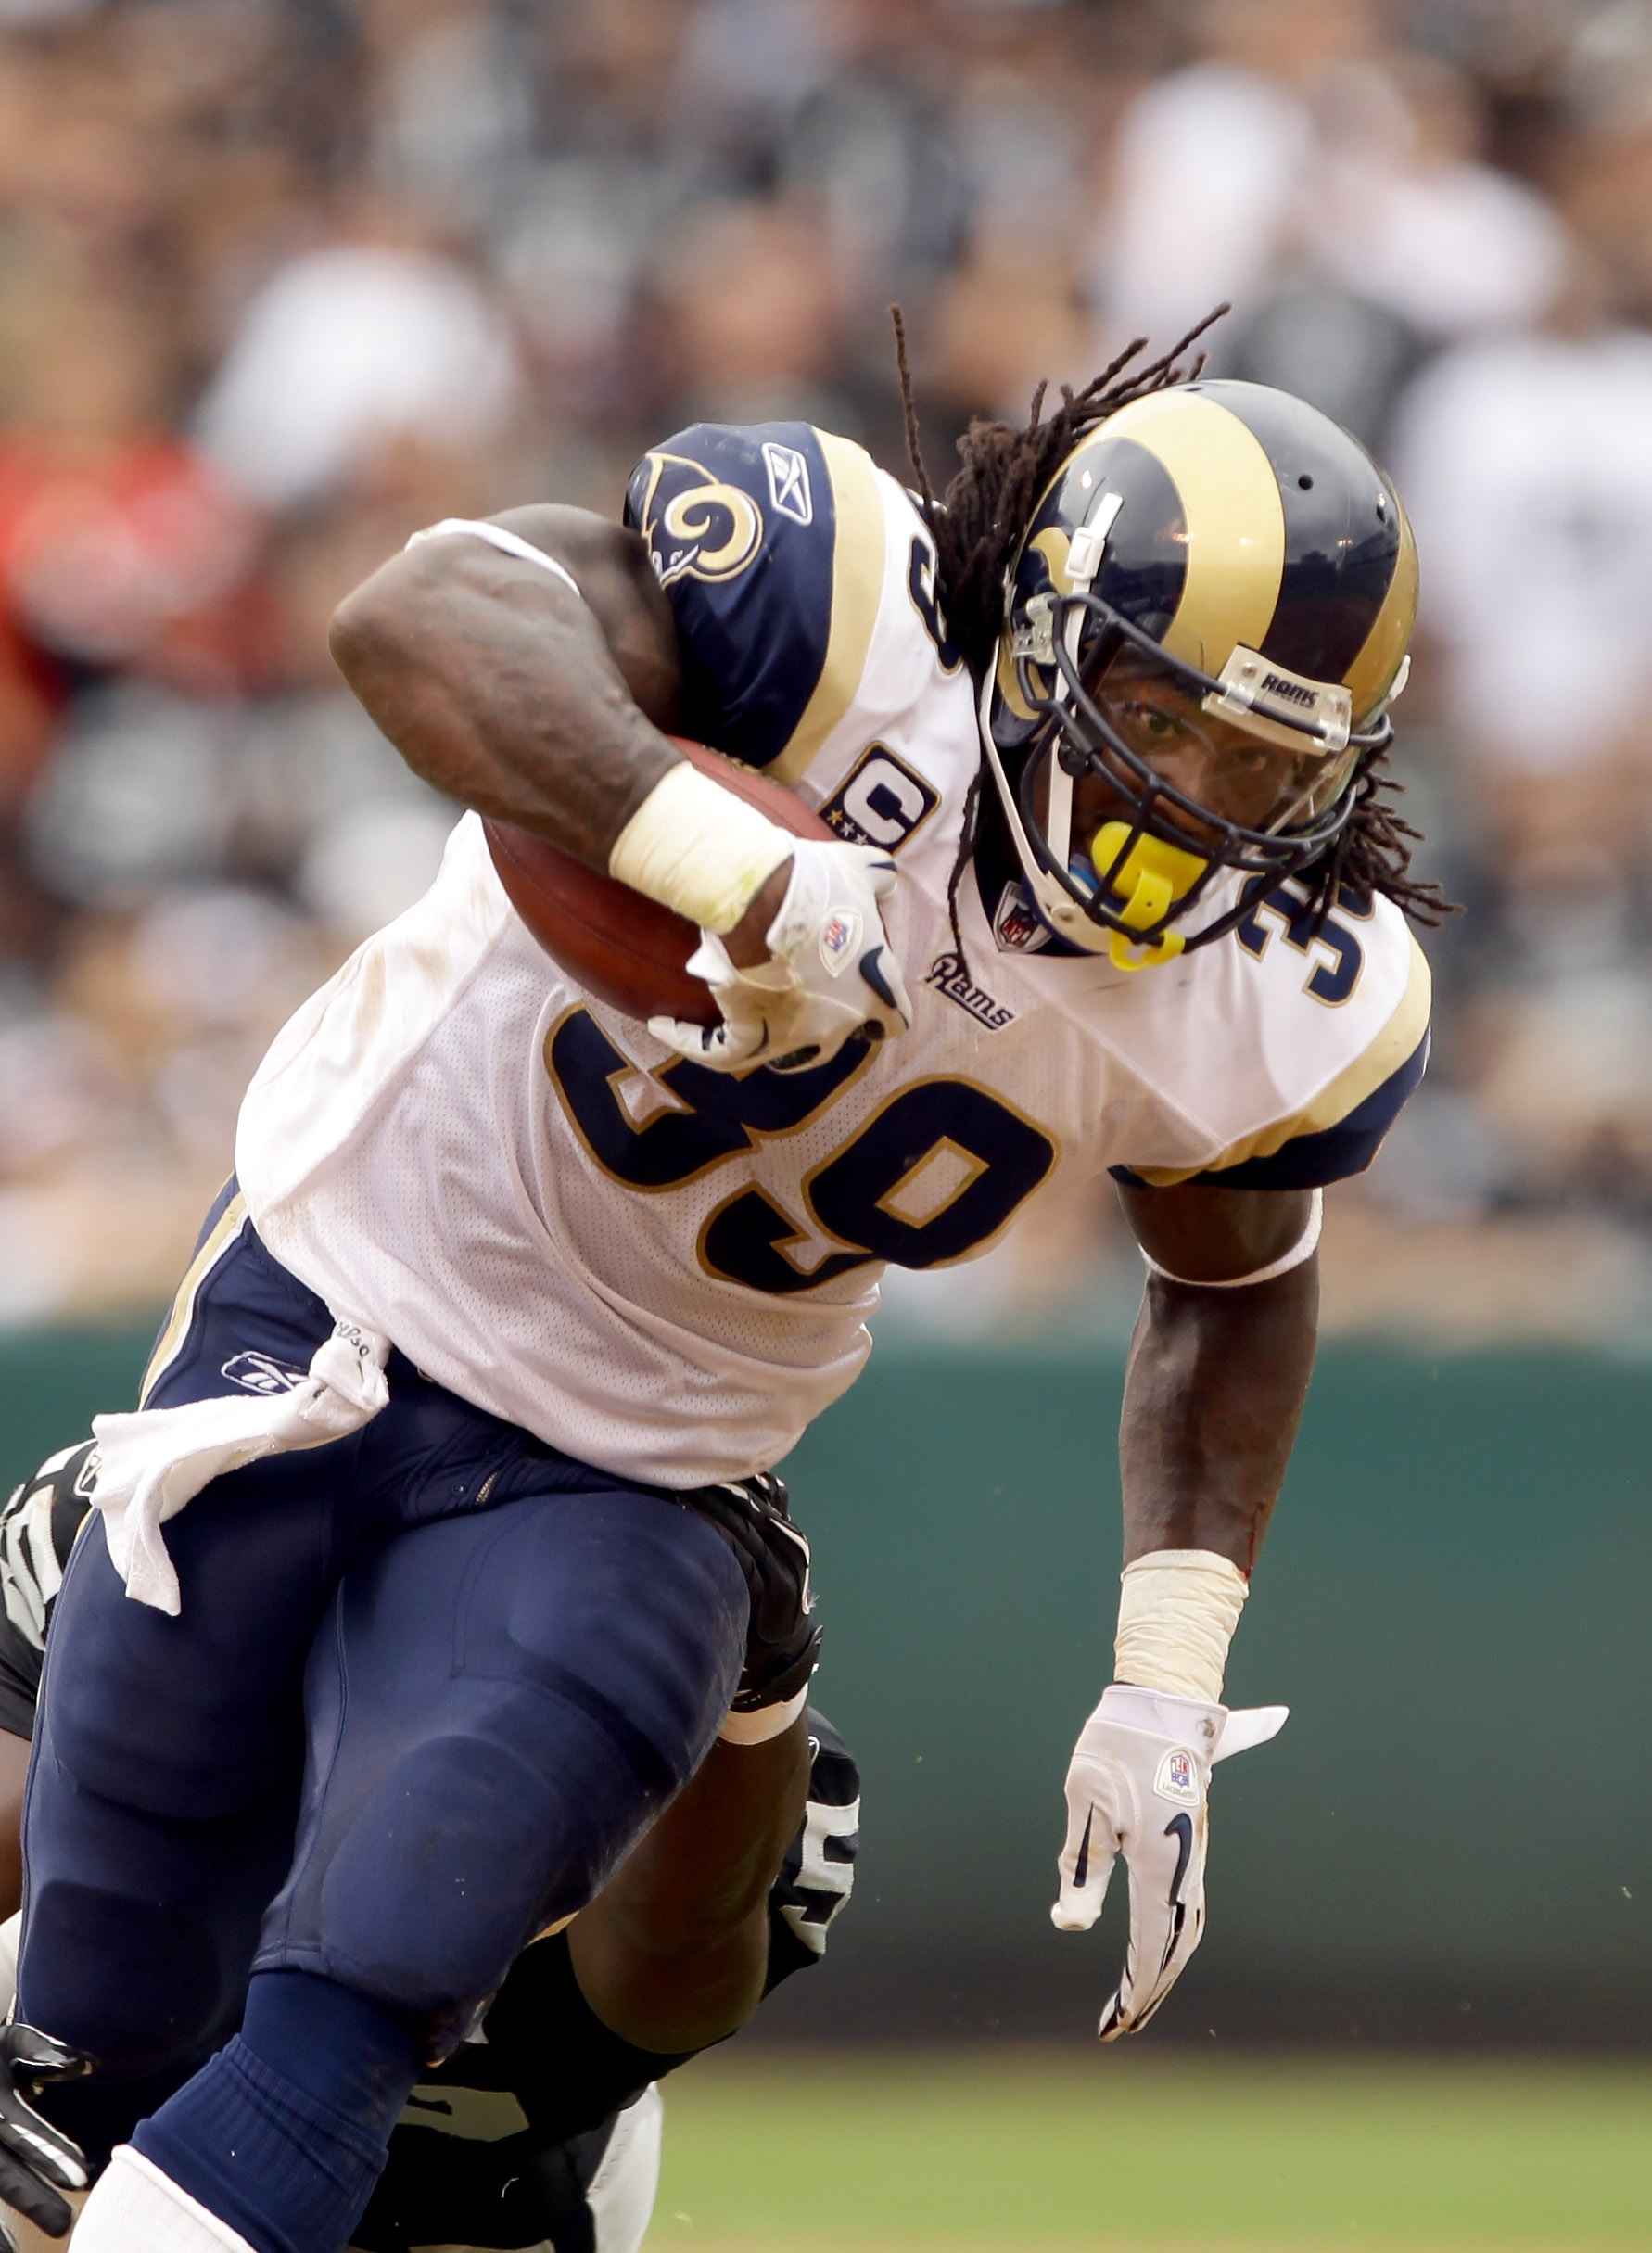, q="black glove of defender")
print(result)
[680,1473,820,1715]
[0,2023,90,2243]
